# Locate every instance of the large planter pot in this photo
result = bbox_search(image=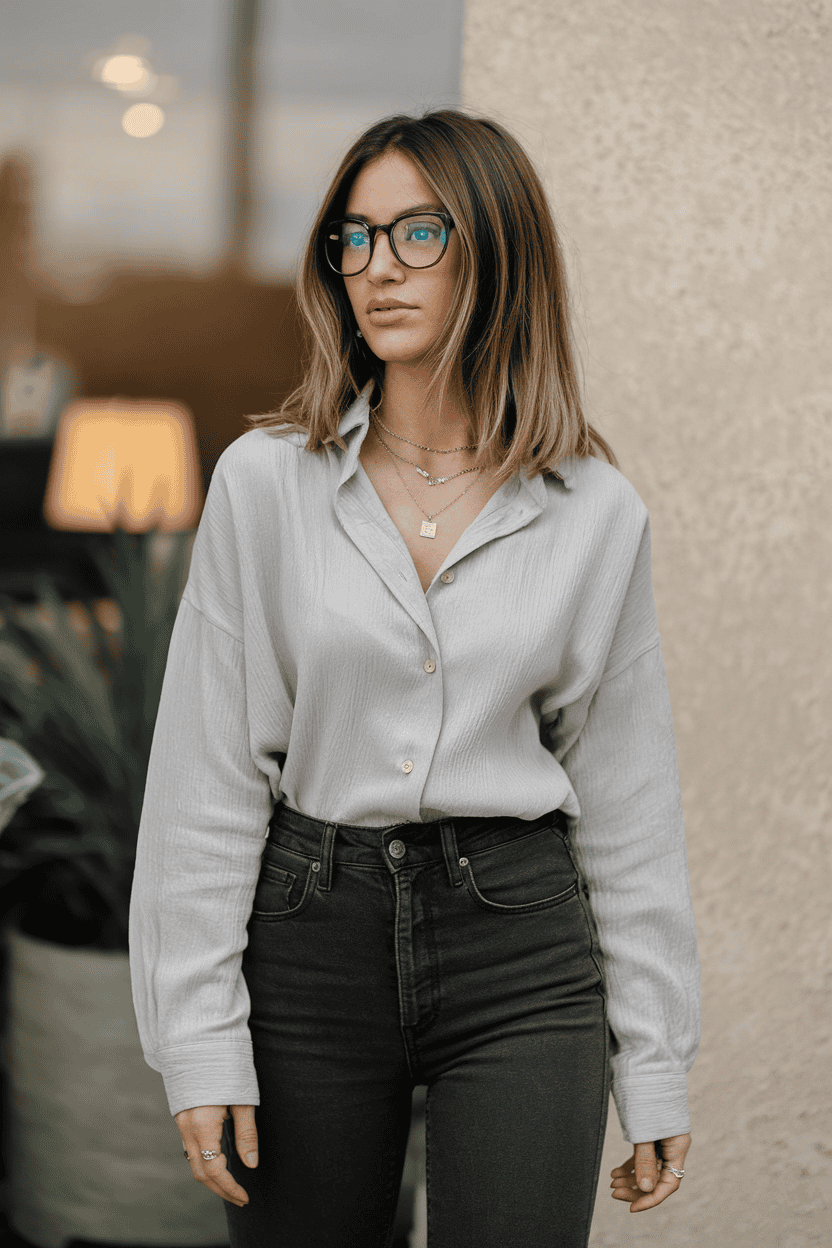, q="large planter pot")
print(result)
[1,924,228,1247]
